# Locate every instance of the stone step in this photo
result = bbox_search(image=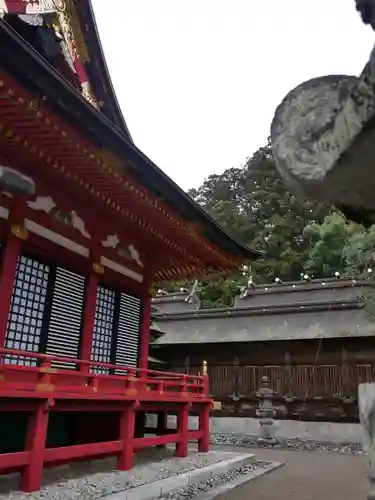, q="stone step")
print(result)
[108,453,255,500]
